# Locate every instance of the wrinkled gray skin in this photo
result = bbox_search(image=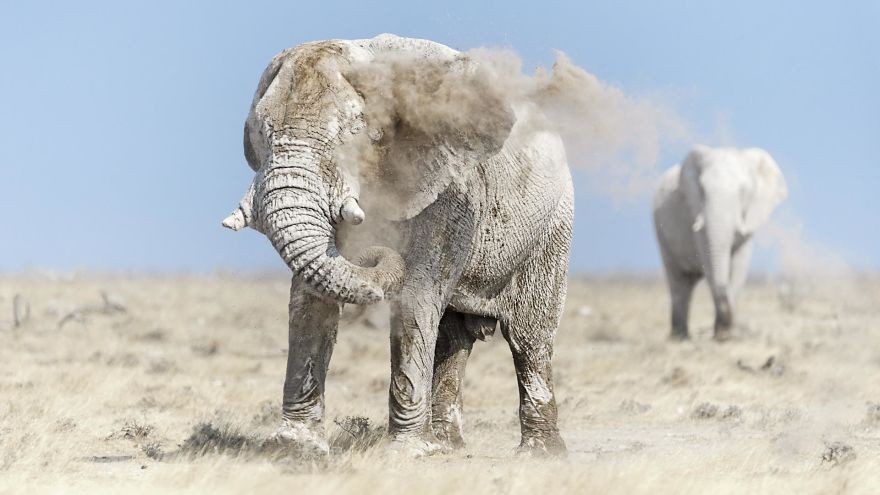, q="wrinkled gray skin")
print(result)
[653,145,787,341]
[223,35,573,456]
